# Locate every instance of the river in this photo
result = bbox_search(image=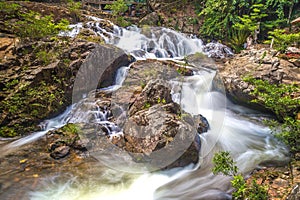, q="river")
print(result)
[0,17,289,200]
